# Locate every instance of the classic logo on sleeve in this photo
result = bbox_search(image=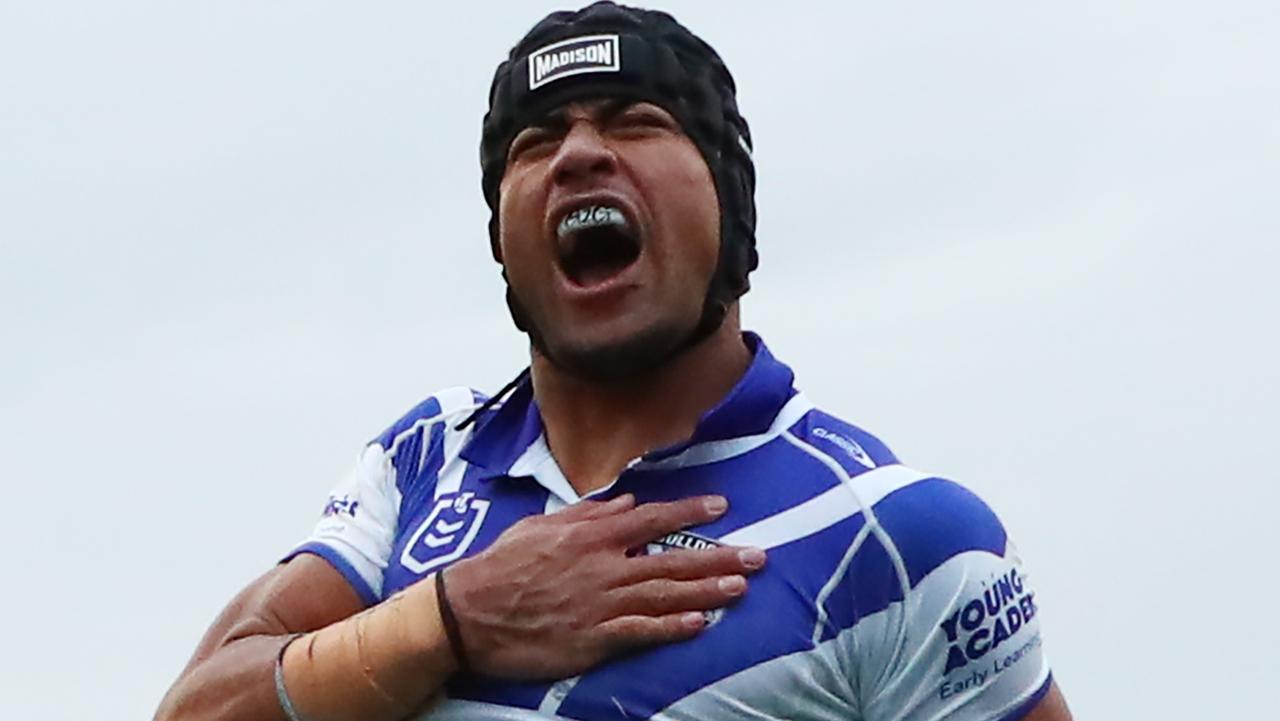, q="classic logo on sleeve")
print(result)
[811,427,876,469]
[400,492,491,574]
[527,34,621,90]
